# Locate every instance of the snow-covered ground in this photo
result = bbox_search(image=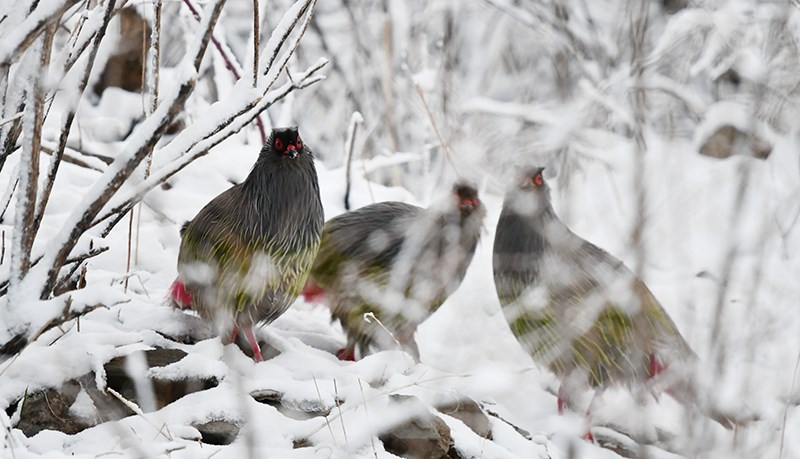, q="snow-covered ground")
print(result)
[1,118,799,457]
[2,0,800,457]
